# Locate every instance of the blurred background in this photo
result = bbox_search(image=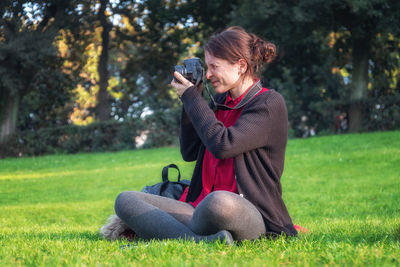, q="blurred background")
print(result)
[0,0,399,157]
